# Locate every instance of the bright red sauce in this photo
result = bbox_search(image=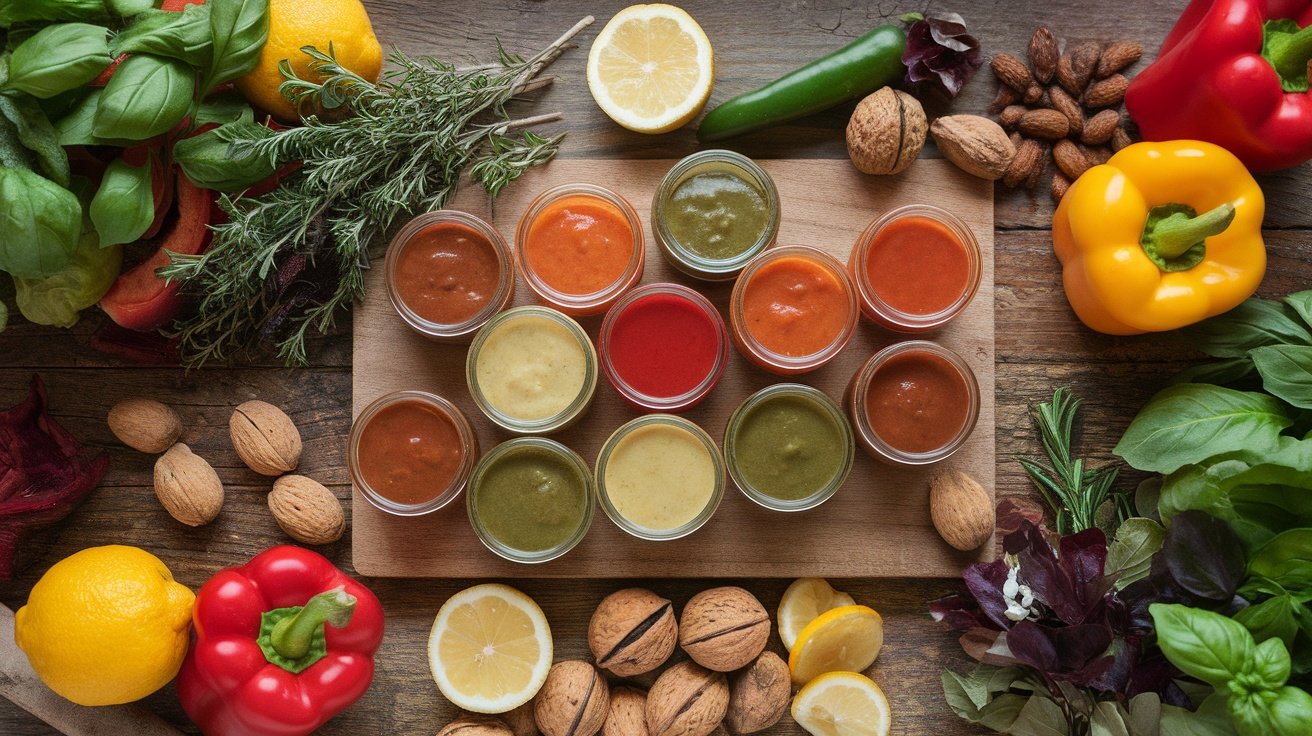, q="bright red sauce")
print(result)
[395,222,500,324]
[864,350,970,453]
[606,291,722,401]
[864,215,970,315]
[357,400,464,505]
